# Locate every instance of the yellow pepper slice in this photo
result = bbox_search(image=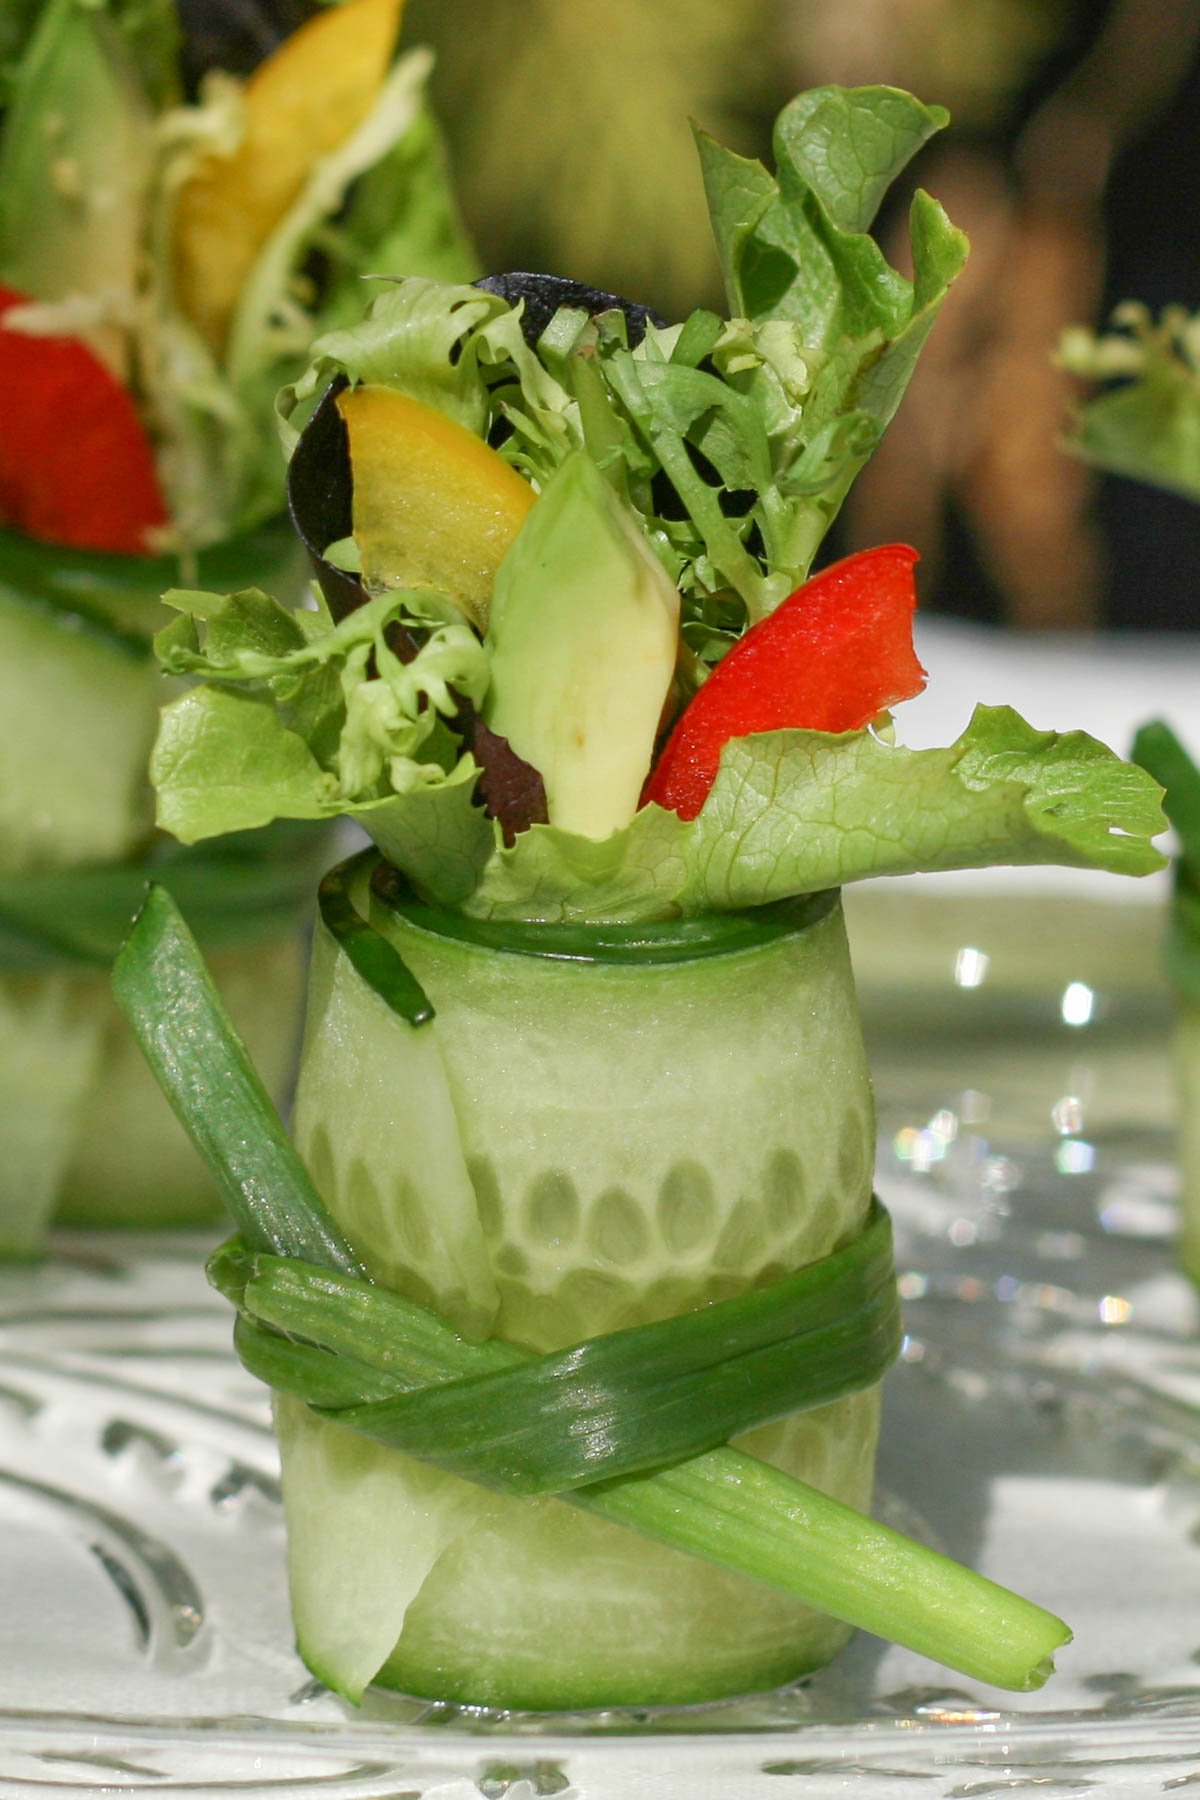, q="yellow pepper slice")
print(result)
[338,384,535,631]
[173,0,403,355]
